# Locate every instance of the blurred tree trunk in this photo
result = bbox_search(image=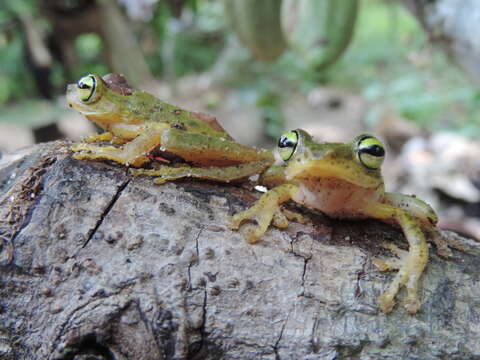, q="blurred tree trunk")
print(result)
[40,0,153,87]
[98,0,153,87]
[401,0,480,83]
